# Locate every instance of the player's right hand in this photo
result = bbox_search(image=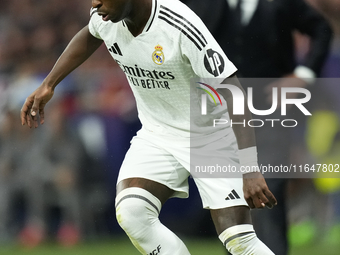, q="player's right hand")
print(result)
[20,83,54,128]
